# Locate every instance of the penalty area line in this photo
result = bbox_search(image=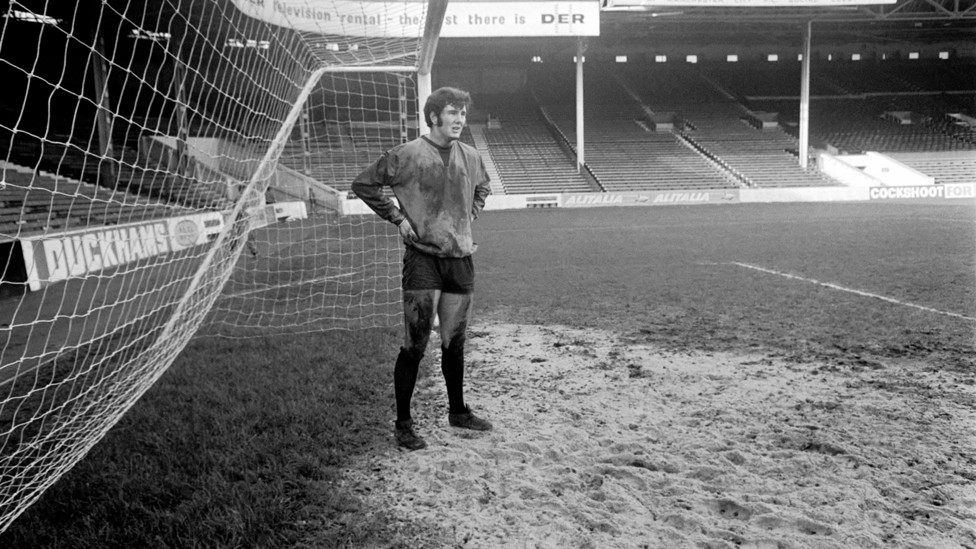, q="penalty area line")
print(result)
[221,271,361,300]
[722,262,976,322]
